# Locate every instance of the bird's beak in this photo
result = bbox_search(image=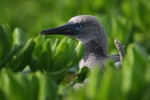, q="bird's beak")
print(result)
[40,24,73,35]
